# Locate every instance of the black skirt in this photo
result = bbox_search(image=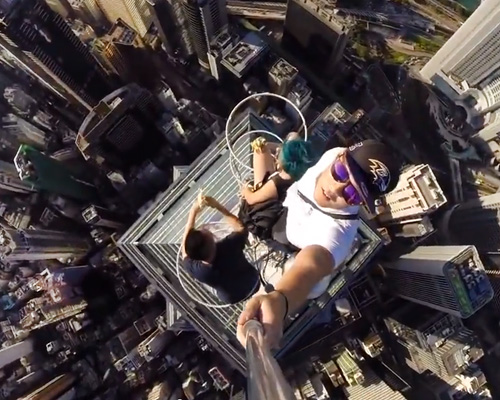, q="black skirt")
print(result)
[238,172,291,240]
